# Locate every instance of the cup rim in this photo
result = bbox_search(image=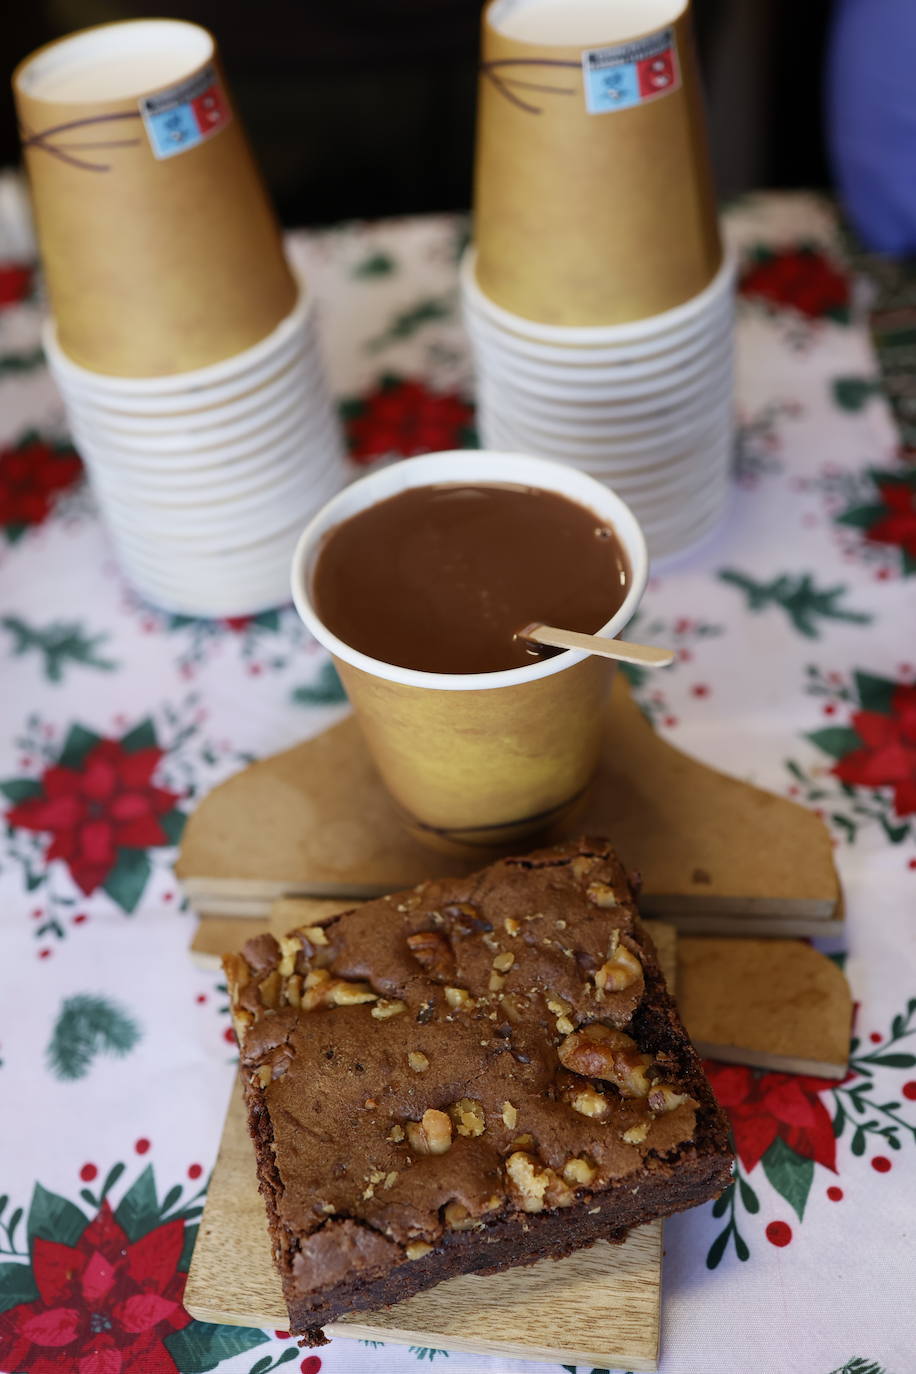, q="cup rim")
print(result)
[290,450,648,692]
[462,247,736,345]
